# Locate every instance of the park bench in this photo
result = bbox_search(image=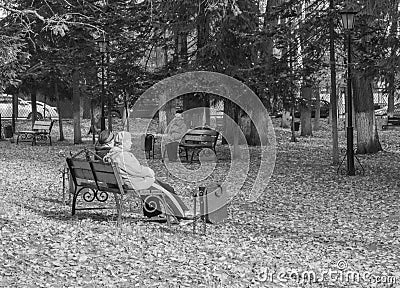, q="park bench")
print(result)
[16,120,54,145]
[179,128,219,162]
[382,116,400,130]
[66,154,172,225]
